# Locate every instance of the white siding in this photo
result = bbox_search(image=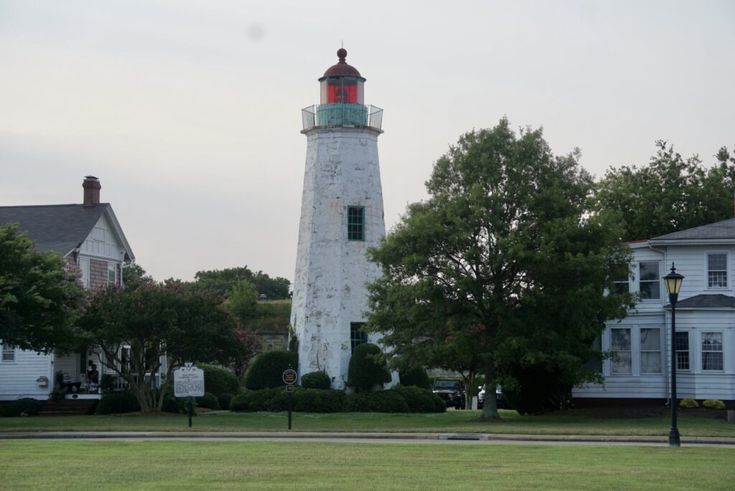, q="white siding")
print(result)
[575,313,669,399]
[575,244,735,402]
[80,214,126,262]
[0,348,53,401]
